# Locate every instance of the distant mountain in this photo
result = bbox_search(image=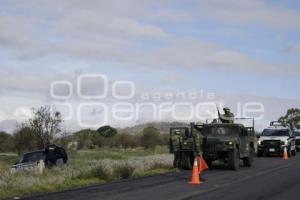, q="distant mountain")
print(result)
[118,122,189,134]
[0,119,18,134]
